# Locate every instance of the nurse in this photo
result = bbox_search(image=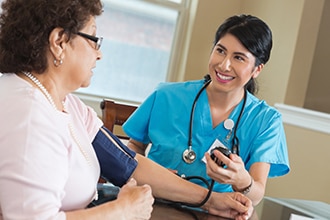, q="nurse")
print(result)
[123,14,290,206]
